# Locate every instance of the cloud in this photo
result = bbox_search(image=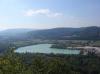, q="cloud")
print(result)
[24,9,63,18]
